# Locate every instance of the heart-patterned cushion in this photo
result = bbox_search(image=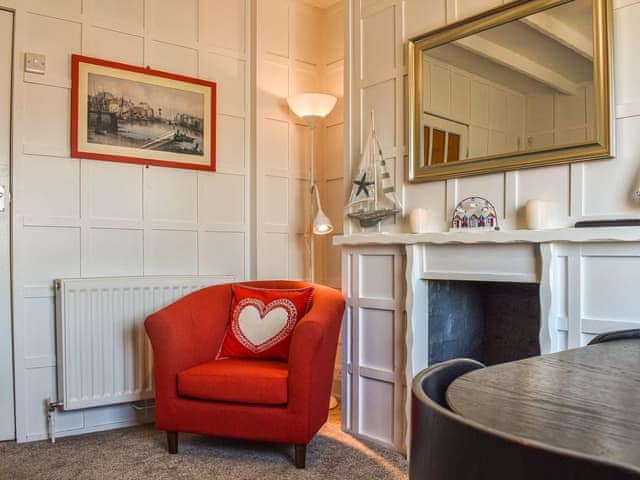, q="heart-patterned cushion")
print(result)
[218,285,315,361]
